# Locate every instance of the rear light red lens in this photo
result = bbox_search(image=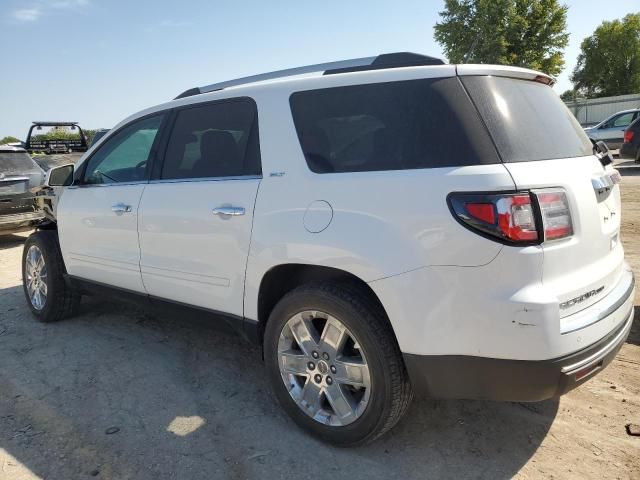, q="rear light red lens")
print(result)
[574,361,602,381]
[466,203,496,224]
[624,130,634,143]
[533,75,554,85]
[449,189,574,245]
